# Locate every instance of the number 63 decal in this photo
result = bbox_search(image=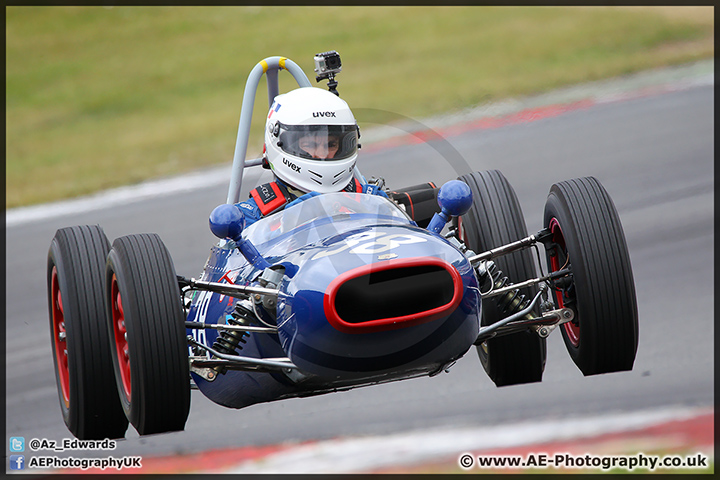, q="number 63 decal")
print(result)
[312,231,427,260]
